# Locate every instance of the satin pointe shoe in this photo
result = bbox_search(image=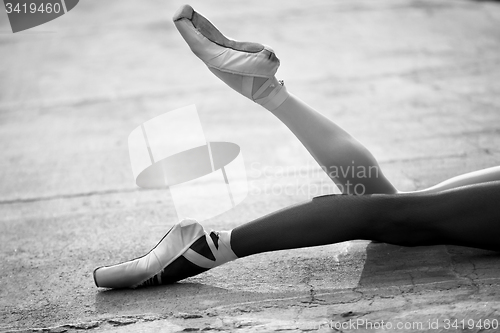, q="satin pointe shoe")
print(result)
[173,4,289,111]
[93,218,237,288]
